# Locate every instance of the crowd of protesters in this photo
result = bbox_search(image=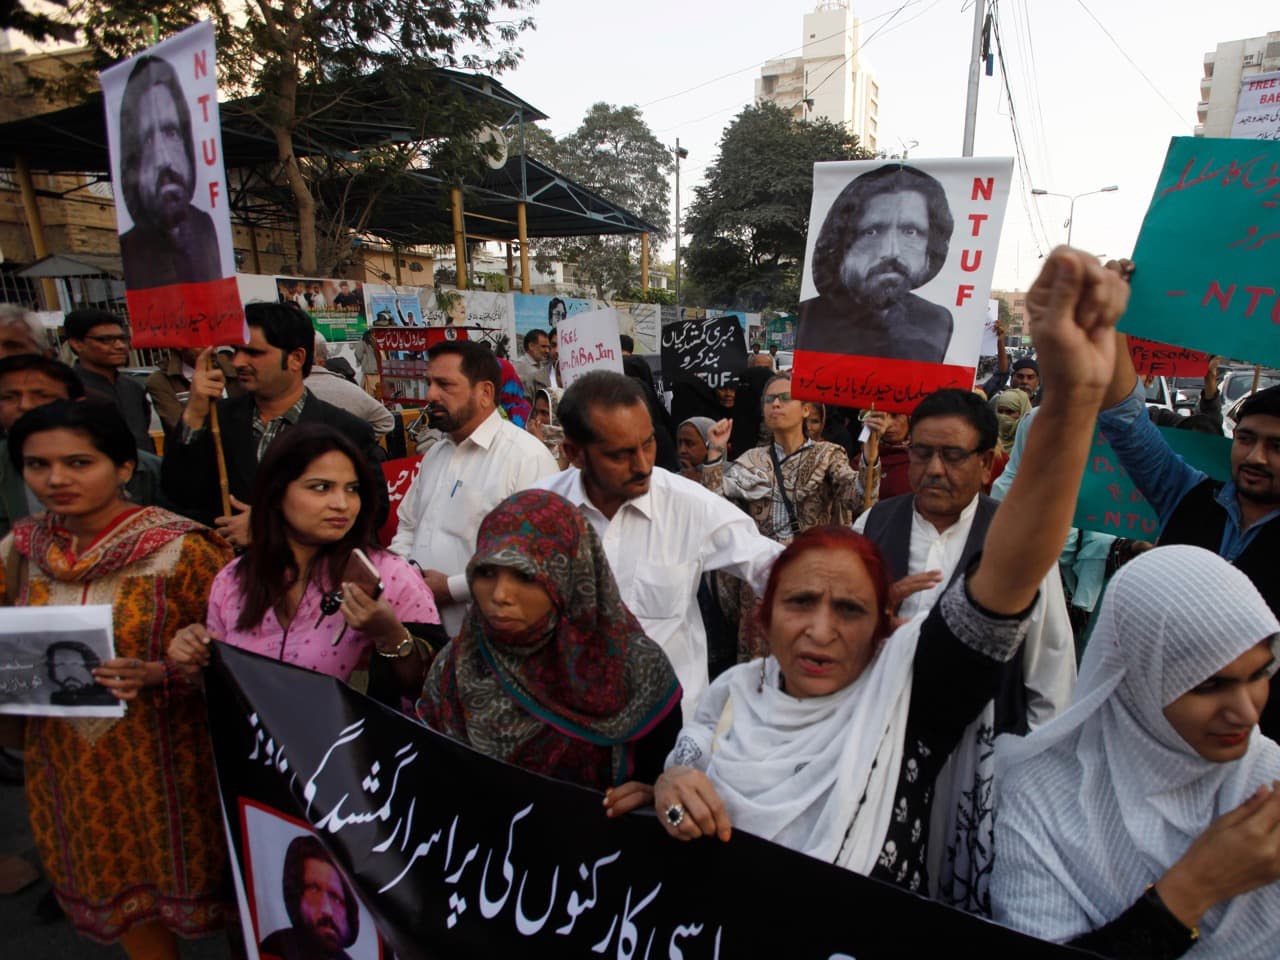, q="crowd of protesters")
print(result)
[0,246,1277,960]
